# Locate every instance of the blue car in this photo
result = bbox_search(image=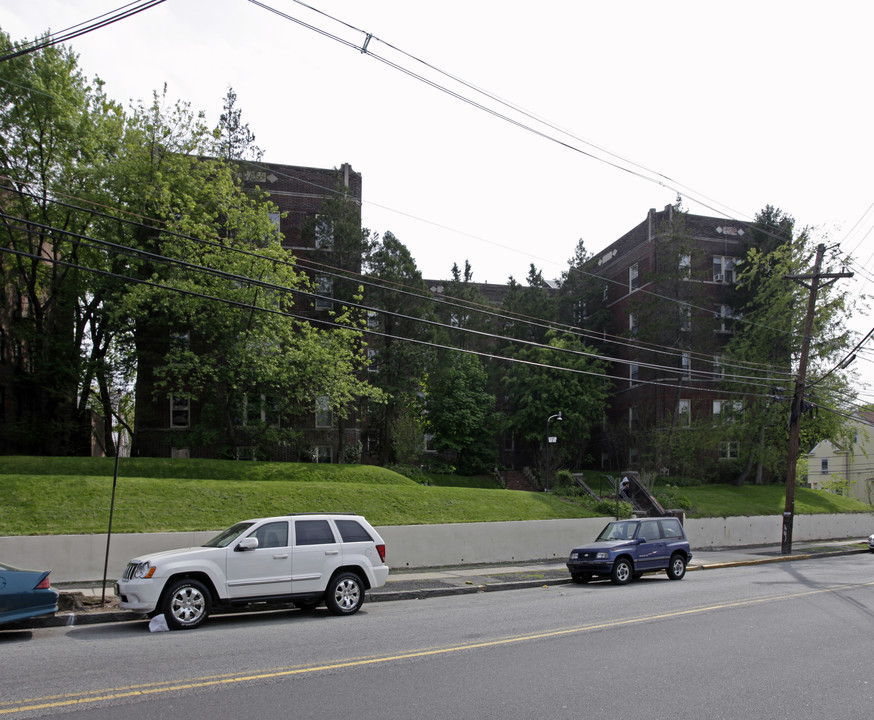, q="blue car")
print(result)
[0,562,59,626]
[567,517,693,585]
